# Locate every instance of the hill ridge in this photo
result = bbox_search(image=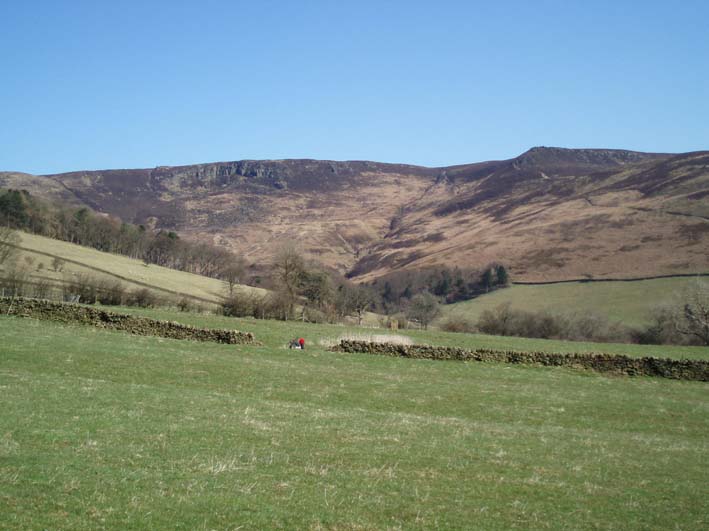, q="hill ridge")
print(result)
[2,146,707,282]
